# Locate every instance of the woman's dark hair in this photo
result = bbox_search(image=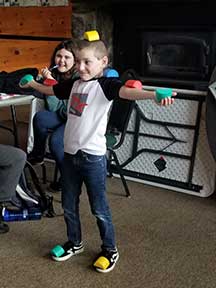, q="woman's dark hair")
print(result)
[50,39,76,82]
